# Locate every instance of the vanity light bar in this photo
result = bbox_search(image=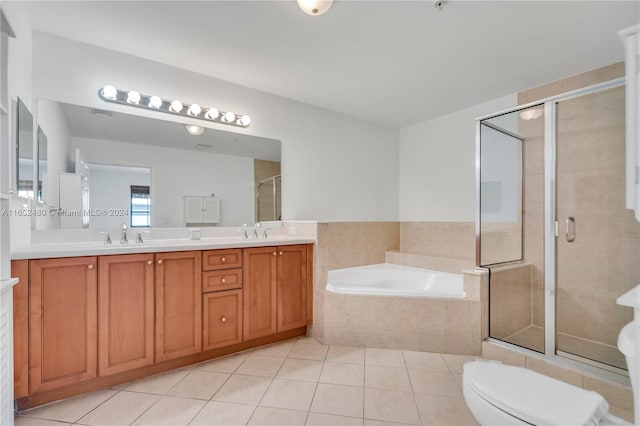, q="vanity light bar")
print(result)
[98,85,251,128]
